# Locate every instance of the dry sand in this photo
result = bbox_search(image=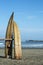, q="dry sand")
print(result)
[0,48,43,65]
